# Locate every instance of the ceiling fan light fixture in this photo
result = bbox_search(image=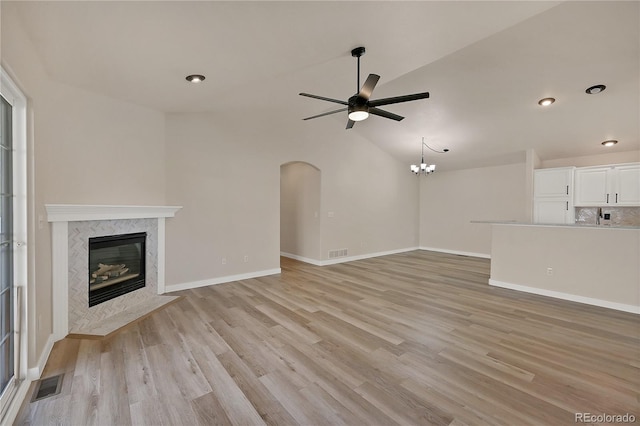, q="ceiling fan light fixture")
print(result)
[348,110,369,121]
[538,97,555,106]
[348,103,369,121]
